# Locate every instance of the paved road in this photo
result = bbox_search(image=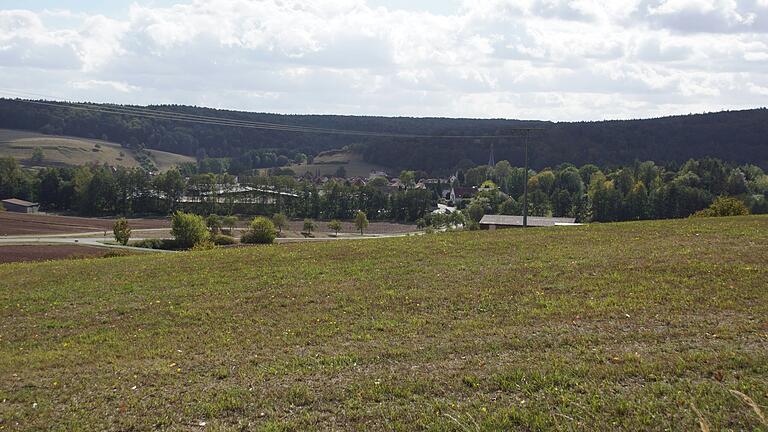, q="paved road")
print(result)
[0,236,176,253]
[1,229,421,252]
[0,229,176,253]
